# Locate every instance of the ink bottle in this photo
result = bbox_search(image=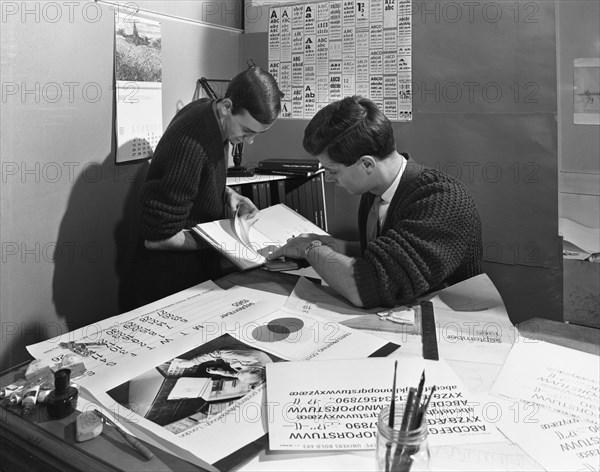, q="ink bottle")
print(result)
[46,368,79,419]
[376,405,430,471]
